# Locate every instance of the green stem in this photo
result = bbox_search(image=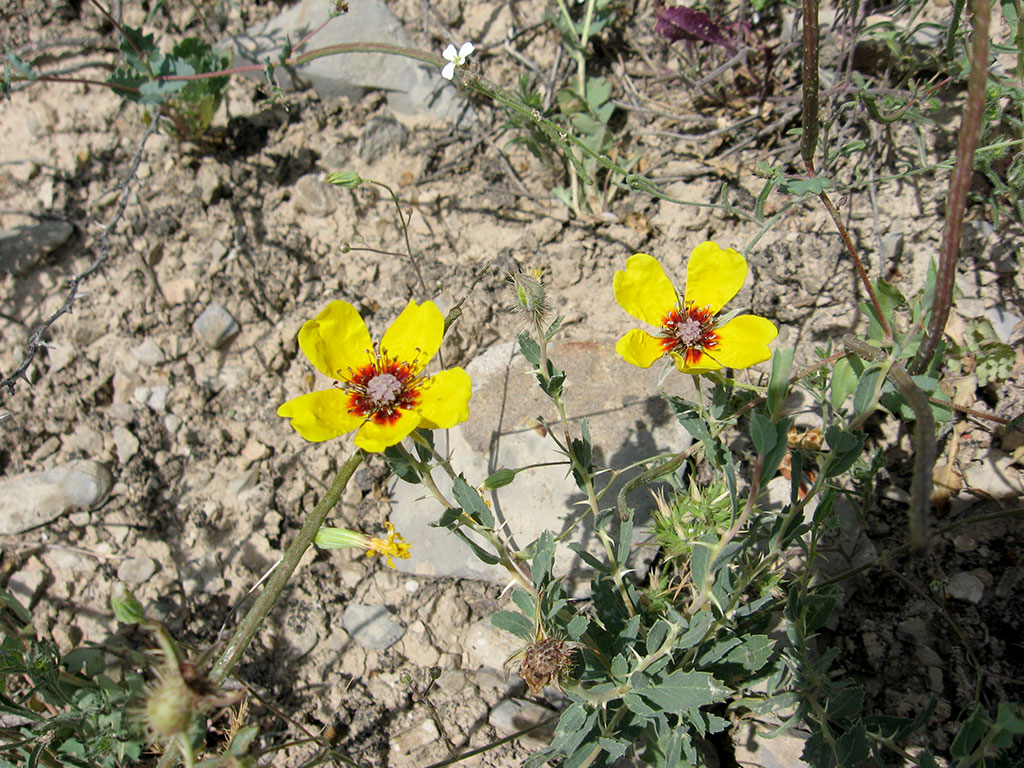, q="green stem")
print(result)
[209,450,363,685]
